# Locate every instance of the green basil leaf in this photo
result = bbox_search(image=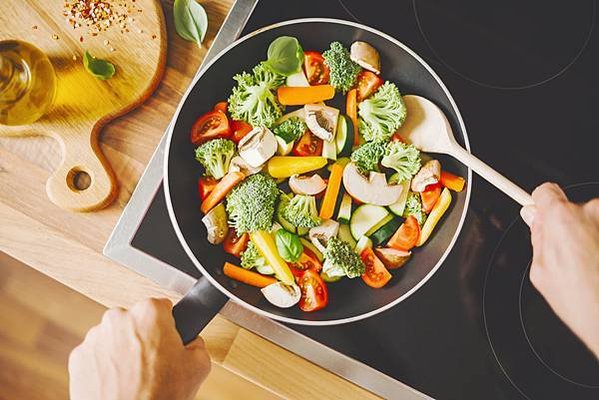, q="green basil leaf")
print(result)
[173,0,208,45]
[266,36,304,76]
[83,50,115,80]
[275,229,303,263]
